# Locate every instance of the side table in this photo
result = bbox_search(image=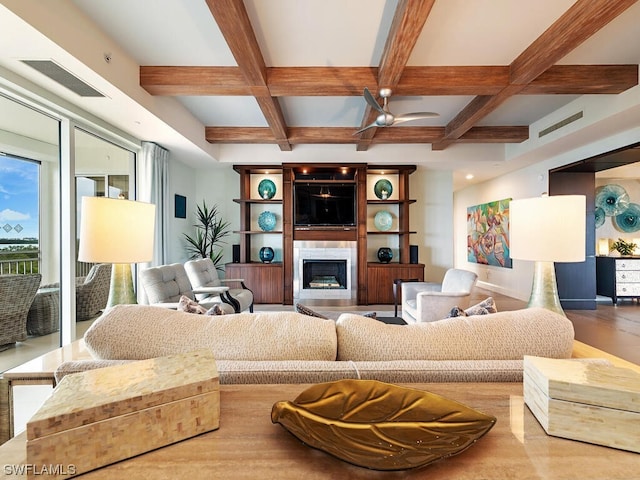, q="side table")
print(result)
[26,288,60,336]
[0,339,89,444]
